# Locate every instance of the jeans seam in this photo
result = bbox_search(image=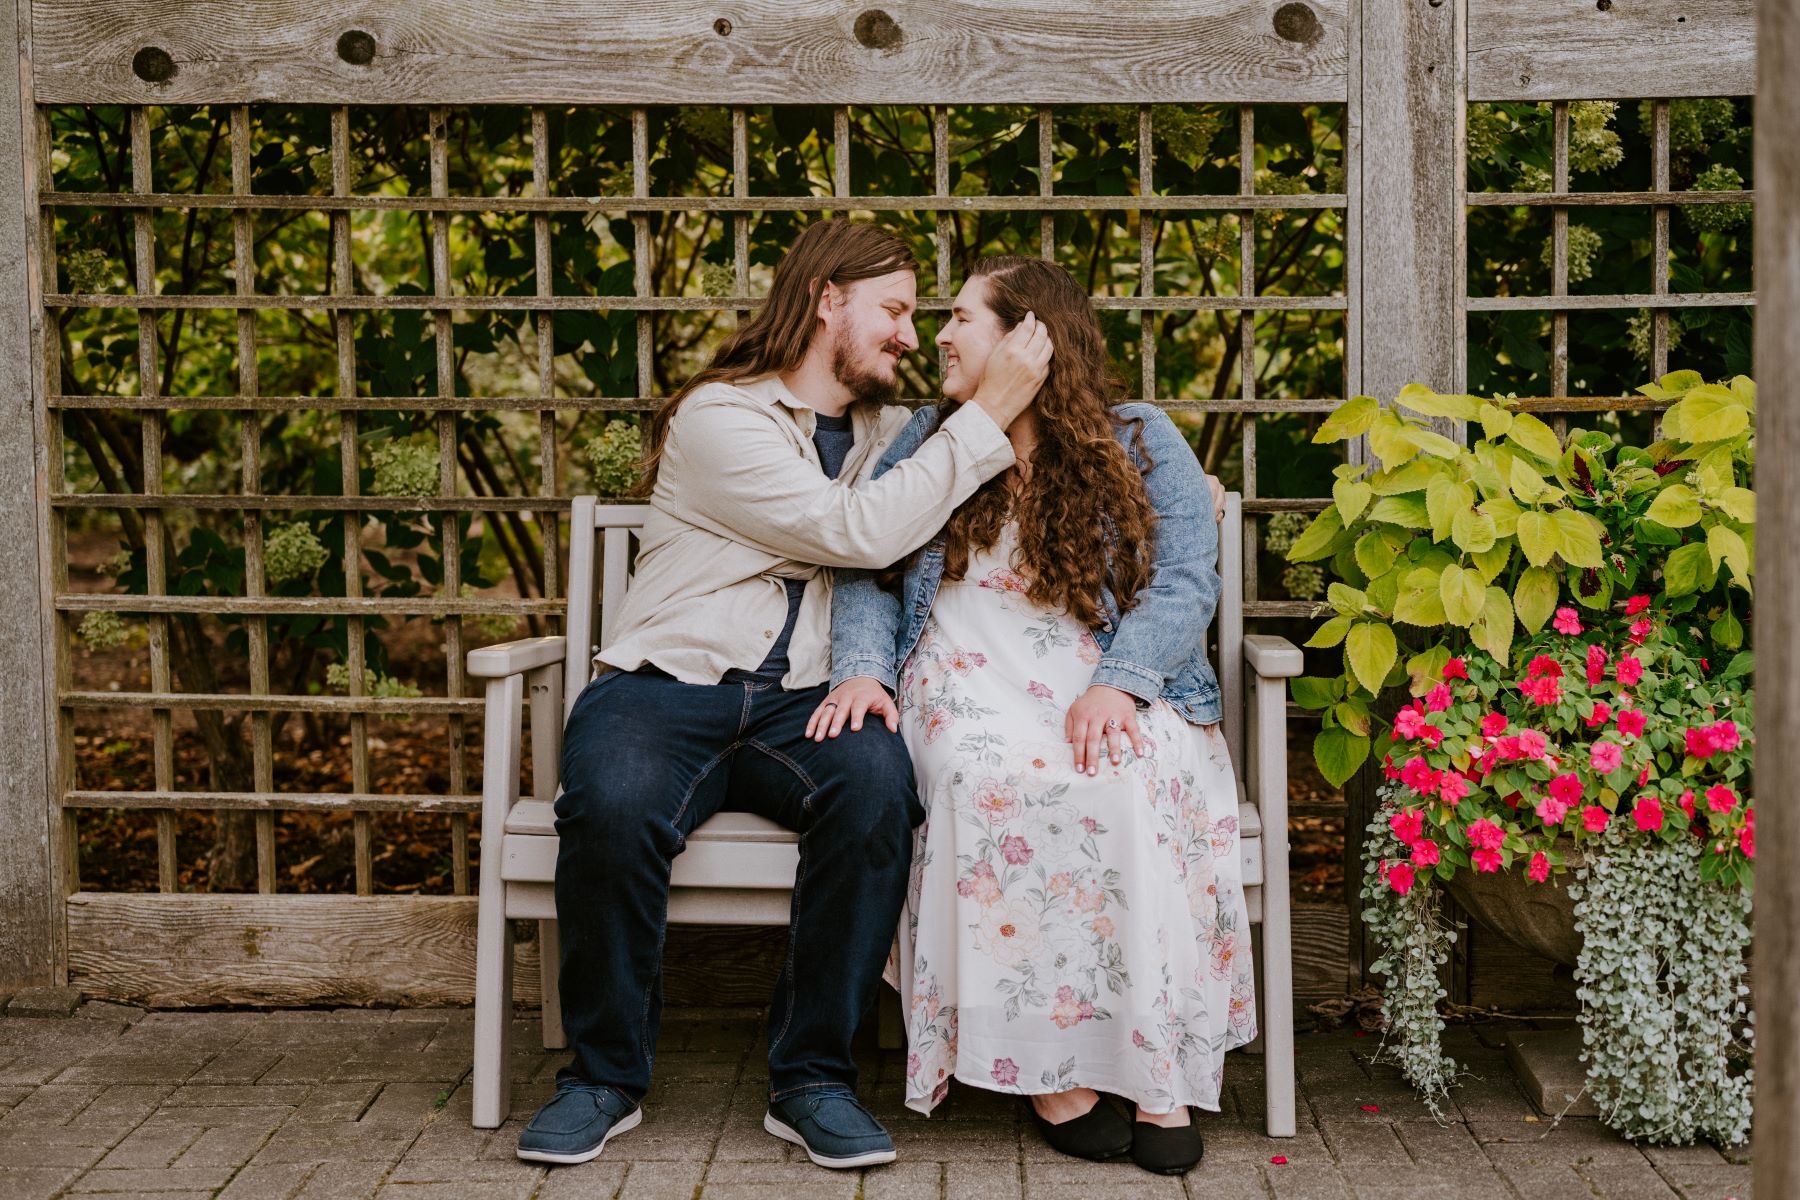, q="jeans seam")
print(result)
[742,740,819,811]
[767,814,812,1066]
